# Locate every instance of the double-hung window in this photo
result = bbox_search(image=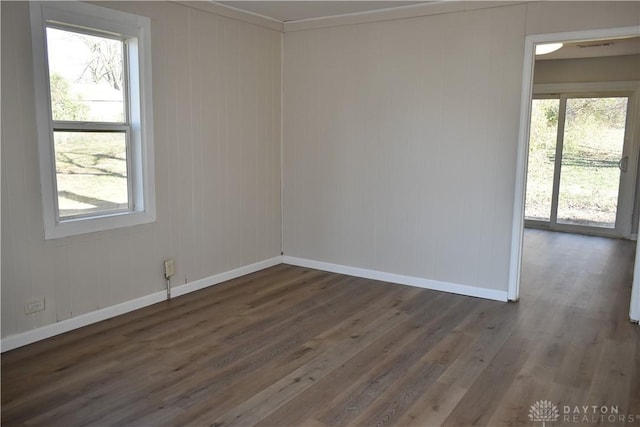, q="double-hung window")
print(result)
[30,2,155,239]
